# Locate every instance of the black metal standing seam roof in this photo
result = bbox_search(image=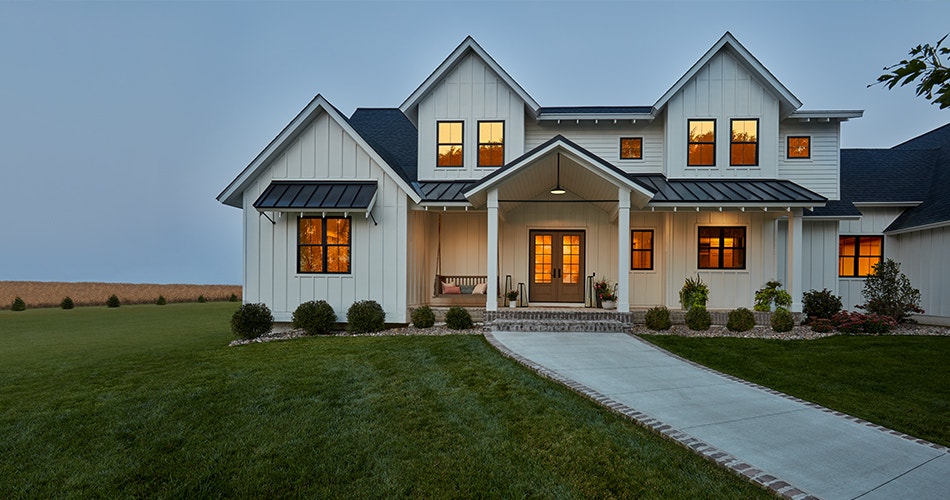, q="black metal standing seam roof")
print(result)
[416,181,473,202]
[253,181,377,210]
[629,175,826,204]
